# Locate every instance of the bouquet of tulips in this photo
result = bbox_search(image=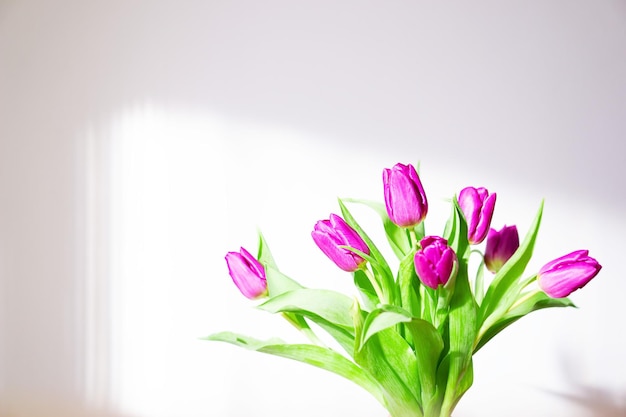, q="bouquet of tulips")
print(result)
[207,163,601,417]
